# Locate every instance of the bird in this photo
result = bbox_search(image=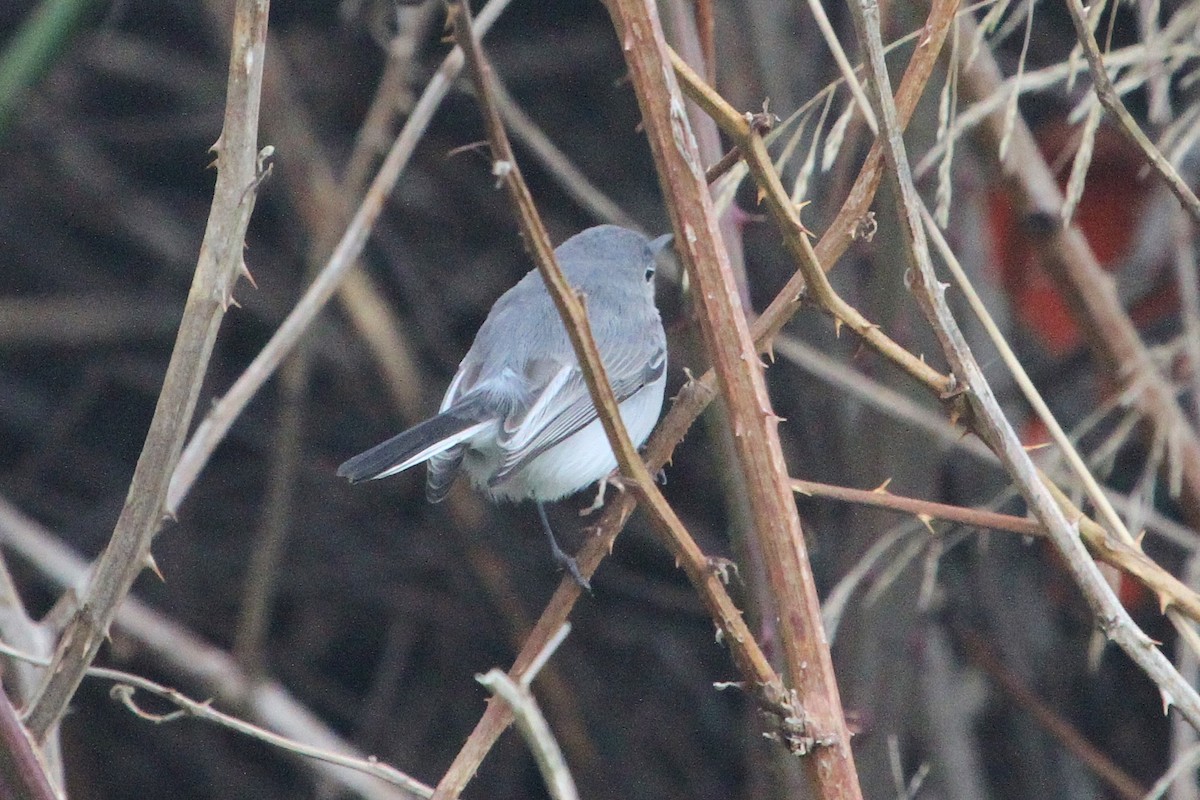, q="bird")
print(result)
[338,225,670,588]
